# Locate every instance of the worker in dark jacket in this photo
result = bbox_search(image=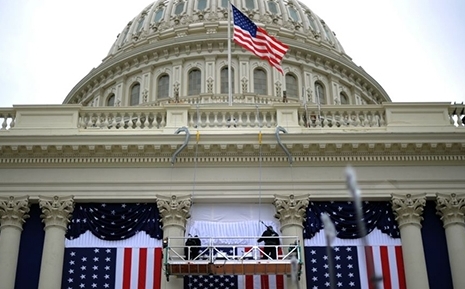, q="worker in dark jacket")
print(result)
[185,235,201,260]
[257,226,280,259]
